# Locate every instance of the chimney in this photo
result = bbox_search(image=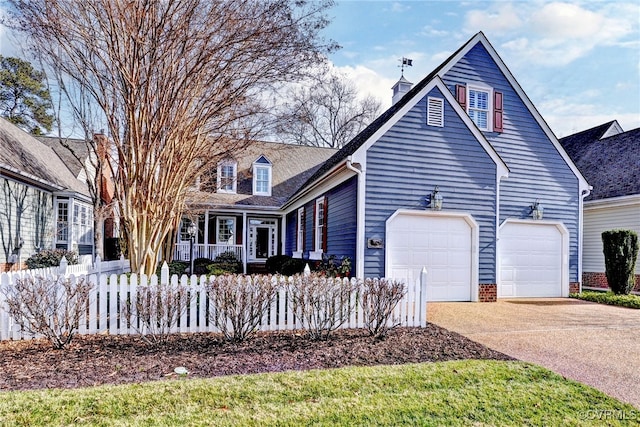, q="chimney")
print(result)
[392,75,413,105]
